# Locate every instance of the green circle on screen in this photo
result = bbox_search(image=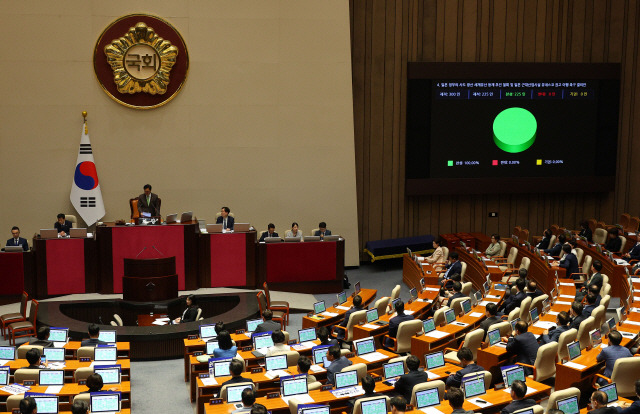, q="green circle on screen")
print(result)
[493,107,537,153]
